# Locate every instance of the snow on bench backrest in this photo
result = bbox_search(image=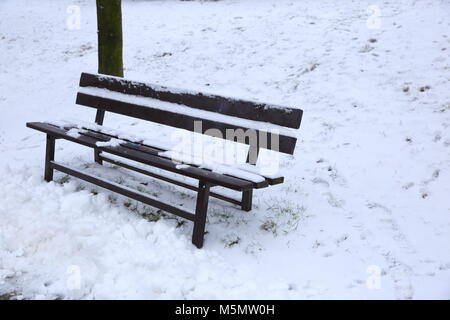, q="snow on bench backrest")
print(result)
[76,72,302,155]
[79,73,303,128]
